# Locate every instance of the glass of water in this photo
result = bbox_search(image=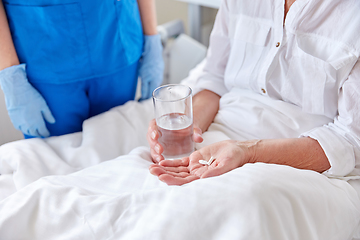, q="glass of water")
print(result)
[153,84,194,160]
